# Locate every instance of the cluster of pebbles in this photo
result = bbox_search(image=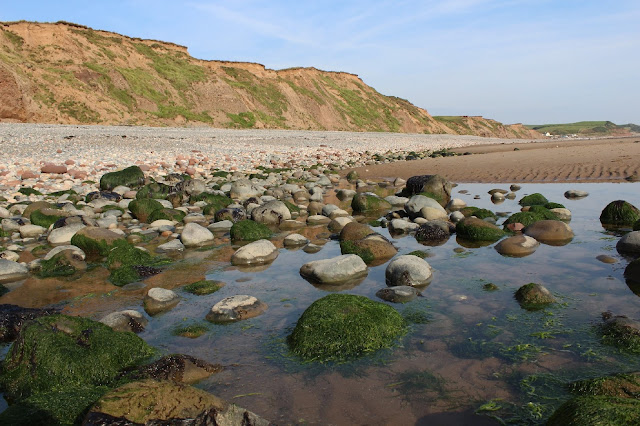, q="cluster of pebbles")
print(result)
[0,123,538,195]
